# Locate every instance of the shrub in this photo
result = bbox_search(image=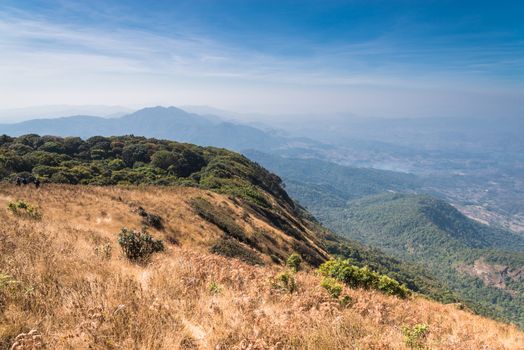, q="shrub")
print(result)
[318,259,411,298]
[136,207,164,230]
[151,150,175,170]
[286,253,302,272]
[7,200,42,220]
[402,323,429,349]
[272,271,297,293]
[117,228,164,262]
[377,274,410,297]
[321,277,343,299]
